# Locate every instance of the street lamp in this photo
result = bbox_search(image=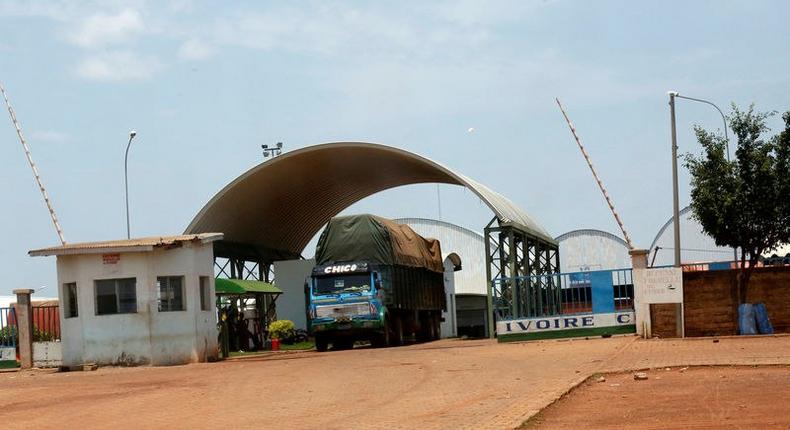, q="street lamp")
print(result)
[125,130,137,239]
[262,142,283,158]
[674,94,730,160]
[668,91,732,267]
